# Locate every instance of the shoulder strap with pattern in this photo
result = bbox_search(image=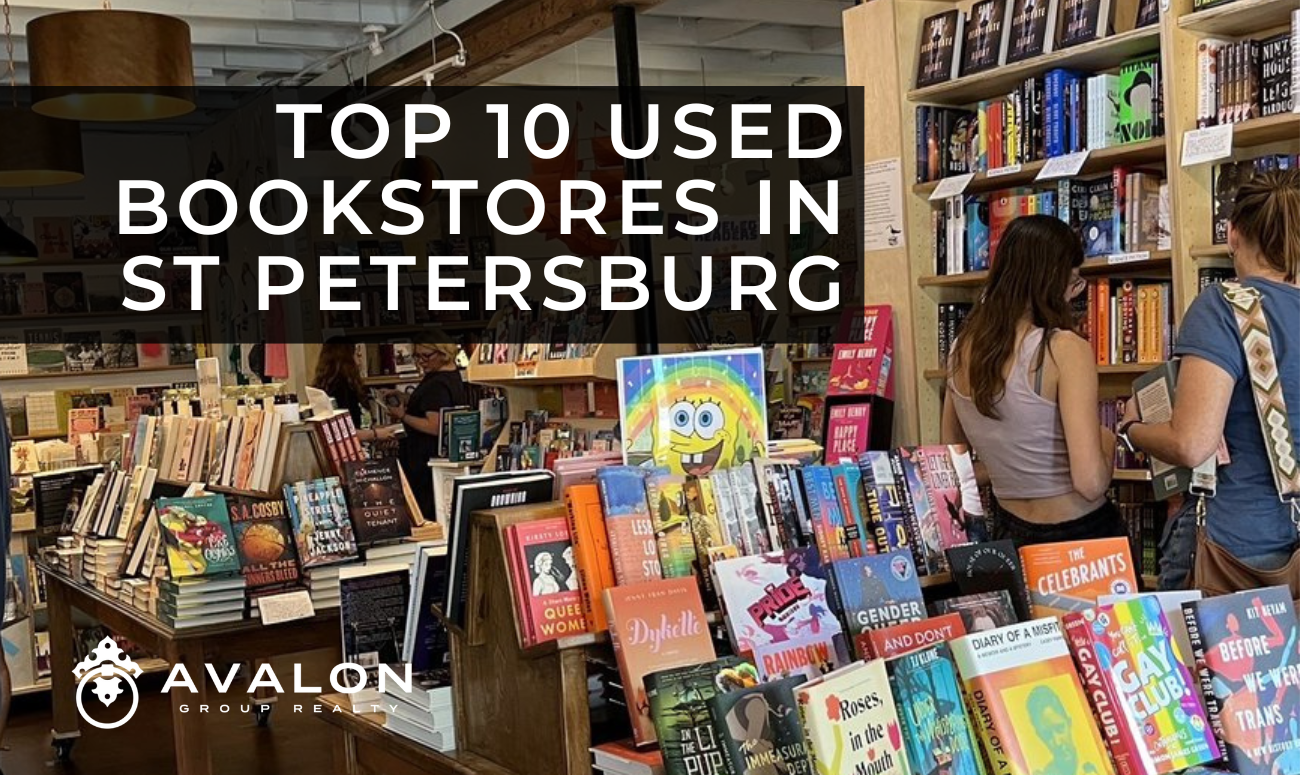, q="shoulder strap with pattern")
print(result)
[1220,282,1300,501]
